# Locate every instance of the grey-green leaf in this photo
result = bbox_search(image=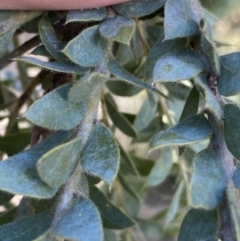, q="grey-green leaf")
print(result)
[39,15,69,62]
[224,104,240,160]
[145,38,187,80]
[52,197,103,241]
[63,25,108,67]
[113,0,166,18]
[178,208,218,241]
[153,48,205,82]
[69,72,108,103]
[37,138,82,188]
[190,148,227,209]
[81,123,120,184]
[0,29,15,59]
[0,131,69,198]
[105,94,137,138]
[218,52,240,96]
[194,73,222,121]
[164,0,202,40]
[108,59,169,99]
[99,16,135,45]
[0,11,43,35]
[90,186,135,229]
[133,96,158,132]
[31,45,52,58]
[0,210,53,241]
[66,8,107,23]
[233,165,240,189]
[15,56,88,74]
[145,147,172,188]
[149,114,212,152]
[25,84,88,130]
